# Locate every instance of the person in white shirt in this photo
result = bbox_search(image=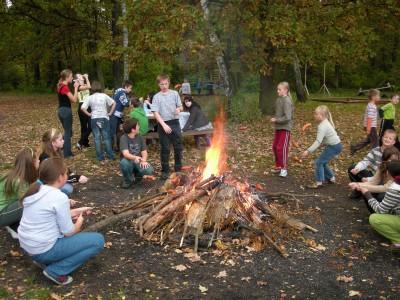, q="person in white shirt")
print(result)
[302,105,342,189]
